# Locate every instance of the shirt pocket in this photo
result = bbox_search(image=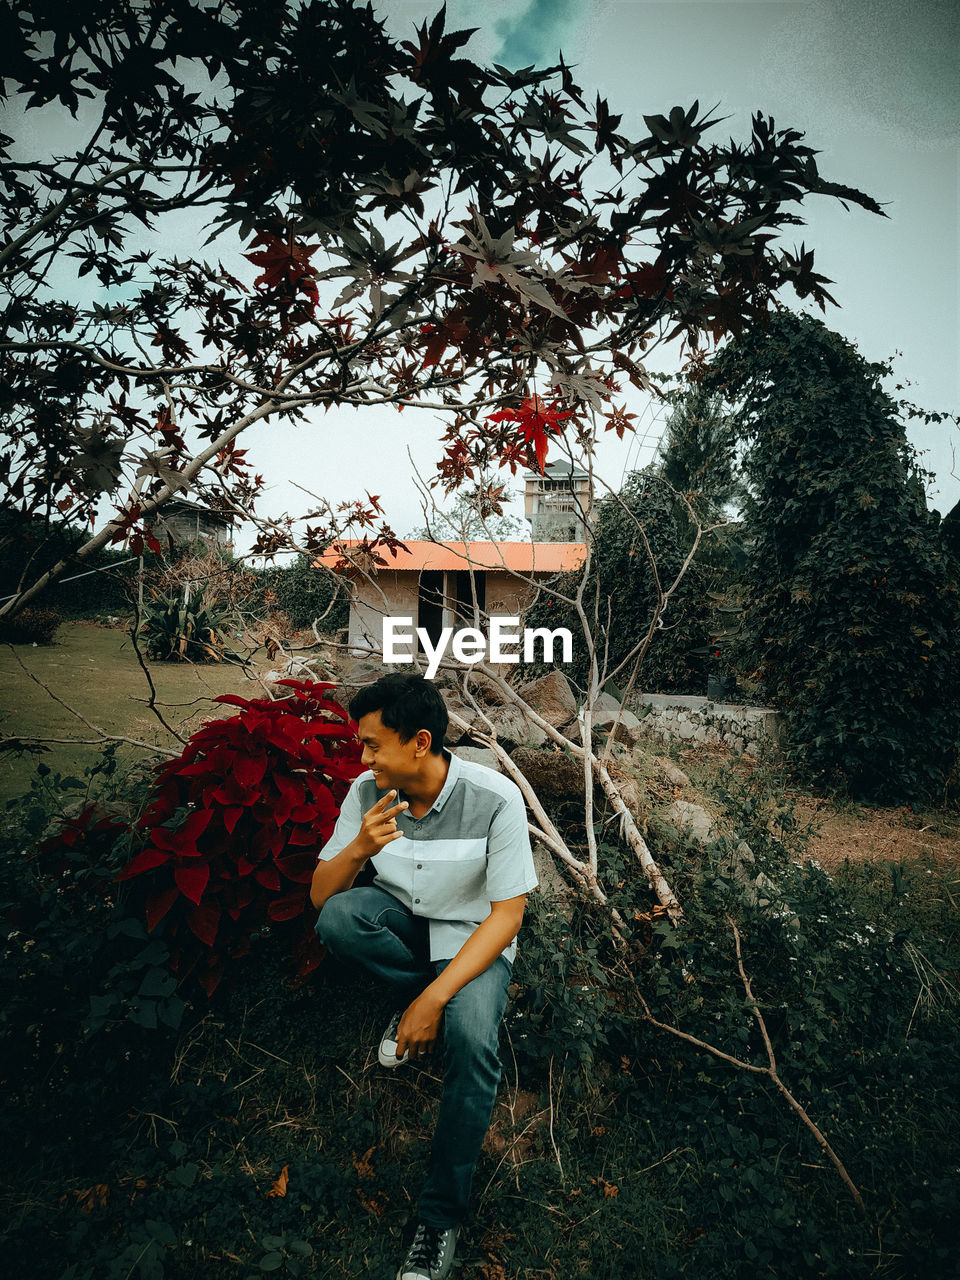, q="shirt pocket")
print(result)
[417,849,488,918]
